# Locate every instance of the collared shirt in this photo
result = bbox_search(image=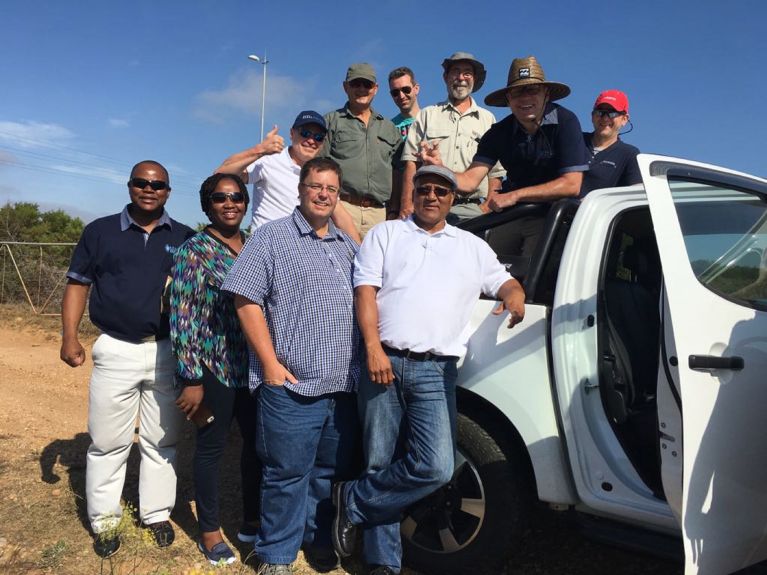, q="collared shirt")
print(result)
[354,217,511,357]
[169,230,249,388]
[580,133,641,197]
[474,103,590,192]
[402,98,505,200]
[321,104,403,205]
[246,146,301,230]
[222,208,360,396]
[66,205,194,343]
